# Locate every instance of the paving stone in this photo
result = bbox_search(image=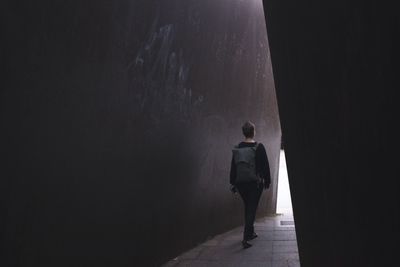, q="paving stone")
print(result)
[272,253,300,262]
[177,246,204,260]
[273,230,297,241]
[287,260,301,267]
[221,232,243,241]
[240,249,273,261]
[255,220,275,227]
[250,240,273,252]
[255,225,275,231]
[235,260,273,267]
[198,246,243,261]
[255,230,274,241]
[274,226,296,231]
[272,259,301,267]
[273,241,298,253]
